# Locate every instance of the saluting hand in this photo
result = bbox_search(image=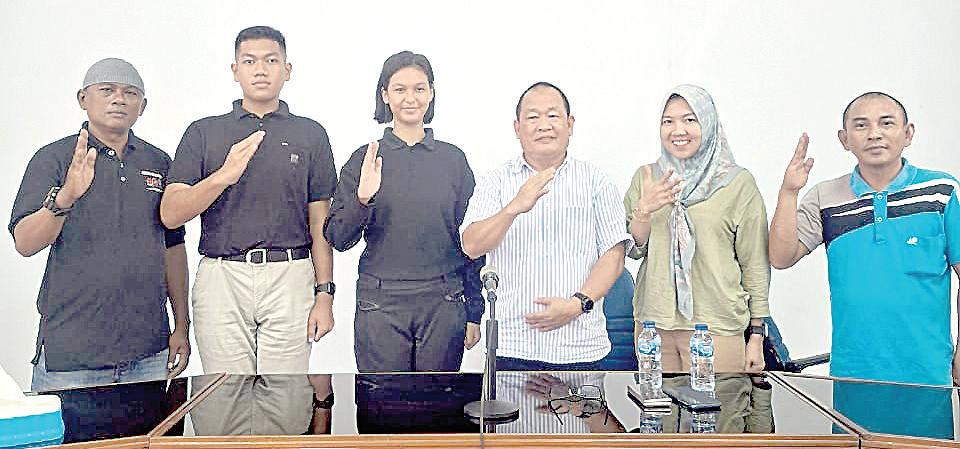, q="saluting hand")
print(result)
[506,168,556,215]
[59,129,97,208]
[357,141,382,204]
[781,133,814,194]
[217,130,265,185]
[633,166,680,220]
